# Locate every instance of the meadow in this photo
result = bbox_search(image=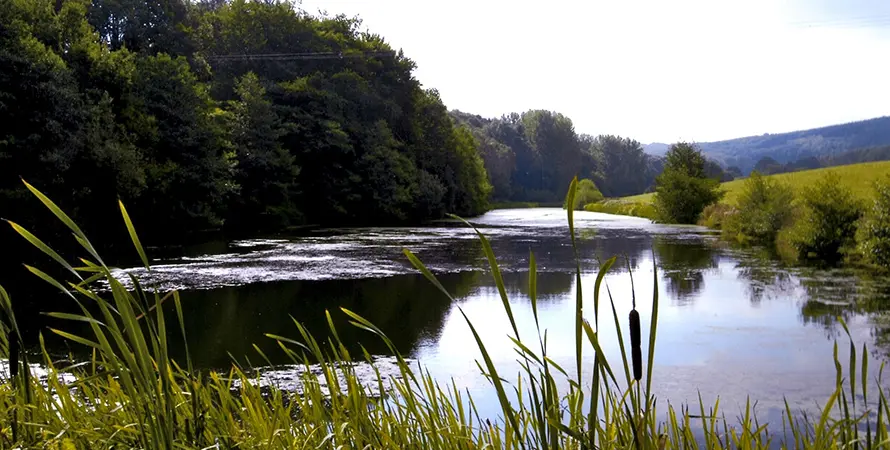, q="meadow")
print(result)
[622,160,890,206]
